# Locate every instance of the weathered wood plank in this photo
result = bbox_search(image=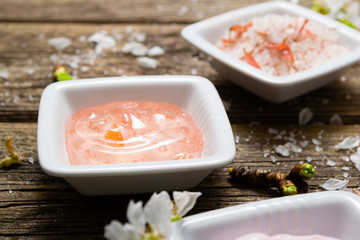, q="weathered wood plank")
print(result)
[1,23,360,124]
[0,0,314,23]
[0,122,359,238]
